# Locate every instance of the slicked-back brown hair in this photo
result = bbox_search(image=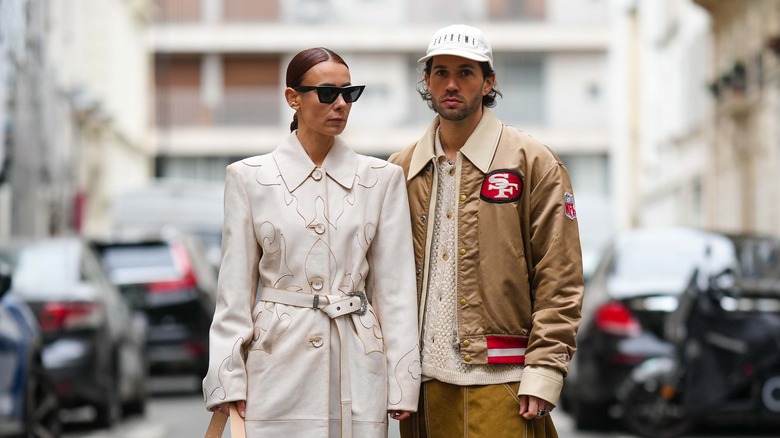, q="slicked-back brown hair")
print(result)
[286,47,349,132]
